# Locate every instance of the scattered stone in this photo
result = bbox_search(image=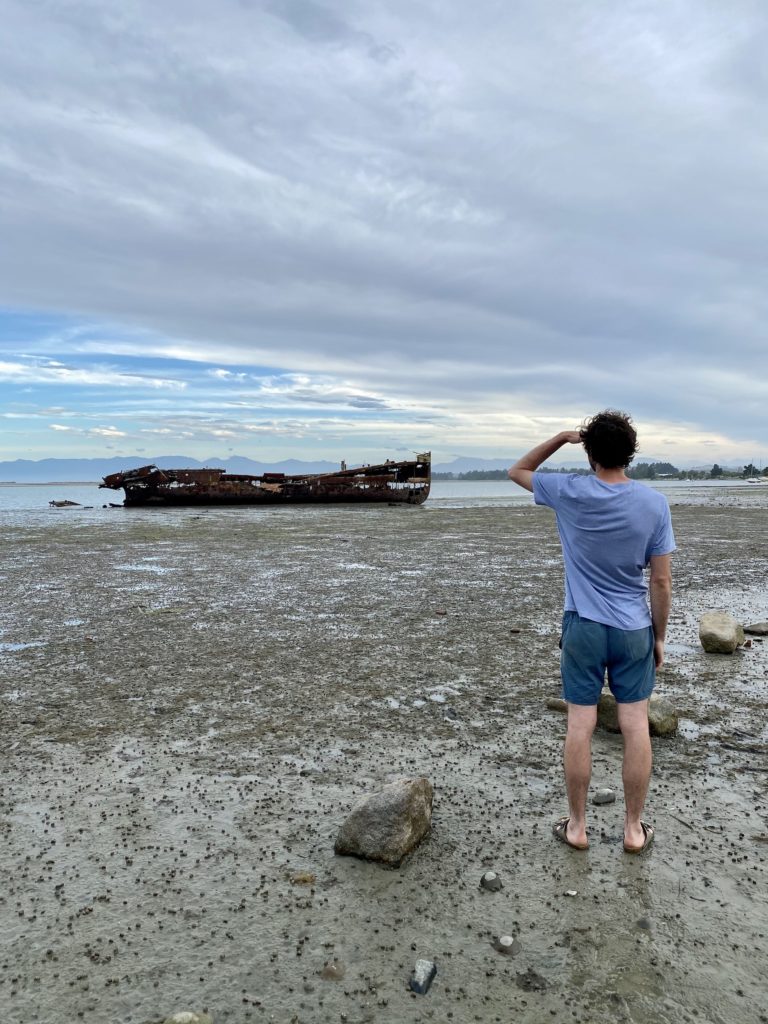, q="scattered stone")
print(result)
[480,870,503,892]
[648,696,679,737]
[596,693,620,732]
[699,611,745,654]
[515,967,548,992]
[592,788,616,806]
[636,917,652,931]
[334,777,433,867]
[564,889,578,897]
[162,1014,213,1024]
[290,871,316,886]
[320,961,345,981]
[743,639,753,649]
[494,935,521,956]
[409,958,437,994]
[546,696,568,713]
[744,621,768,636]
